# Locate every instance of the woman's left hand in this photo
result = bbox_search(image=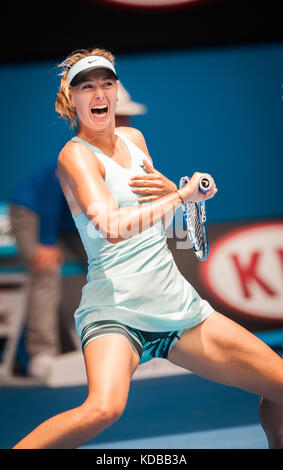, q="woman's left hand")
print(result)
[128,159,177,202]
